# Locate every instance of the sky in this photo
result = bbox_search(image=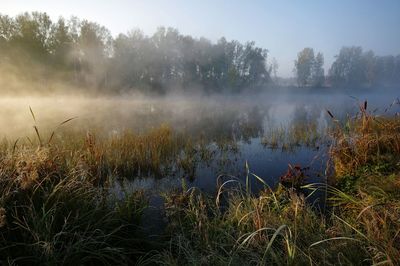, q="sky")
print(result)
[2,0,400,77]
